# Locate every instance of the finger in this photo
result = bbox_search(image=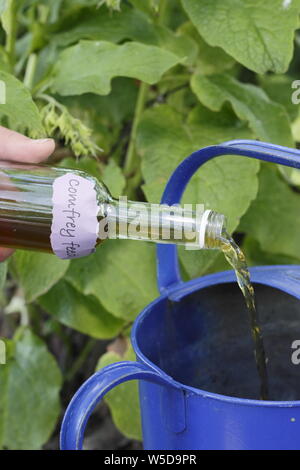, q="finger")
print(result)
[0,126,55,163]
[0,127,55,261]
[0,247,14,262]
